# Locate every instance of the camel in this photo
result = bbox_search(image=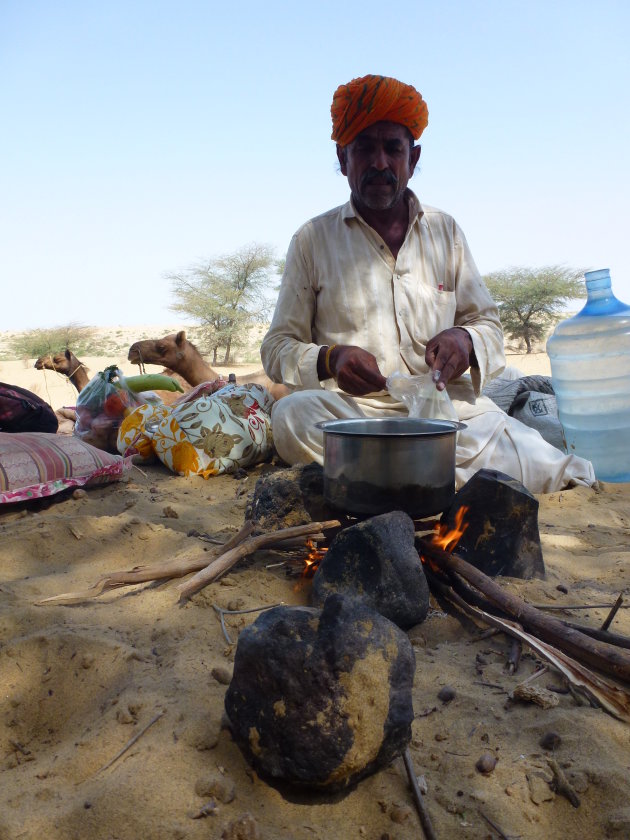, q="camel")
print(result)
[33,349,91,434]
[34,349,90,393]
[127,330,288,402]
[34,346,185,407]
